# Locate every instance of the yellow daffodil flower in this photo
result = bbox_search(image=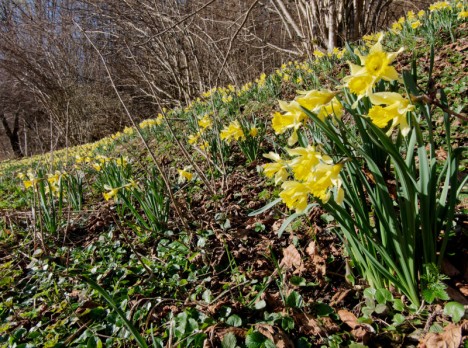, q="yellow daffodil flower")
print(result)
[313,50,325,59]
[307,163,343,203]
[177,168,193,184]
[287,146,324,181]
[188,133,200,145]
[296,89,336,110]
[272,100,307,146]
[123,127,134,135]
[368,92,414,136]
[249,127,259,137]
[103,185,119,201]
[357,36,402,82]
[198,114,212,130]
[263,152,290,185]
[296,89,343,121]
[220,120,245,144]
[279,180,310,212]
[411,20,422,29]
[343,34,403,106]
